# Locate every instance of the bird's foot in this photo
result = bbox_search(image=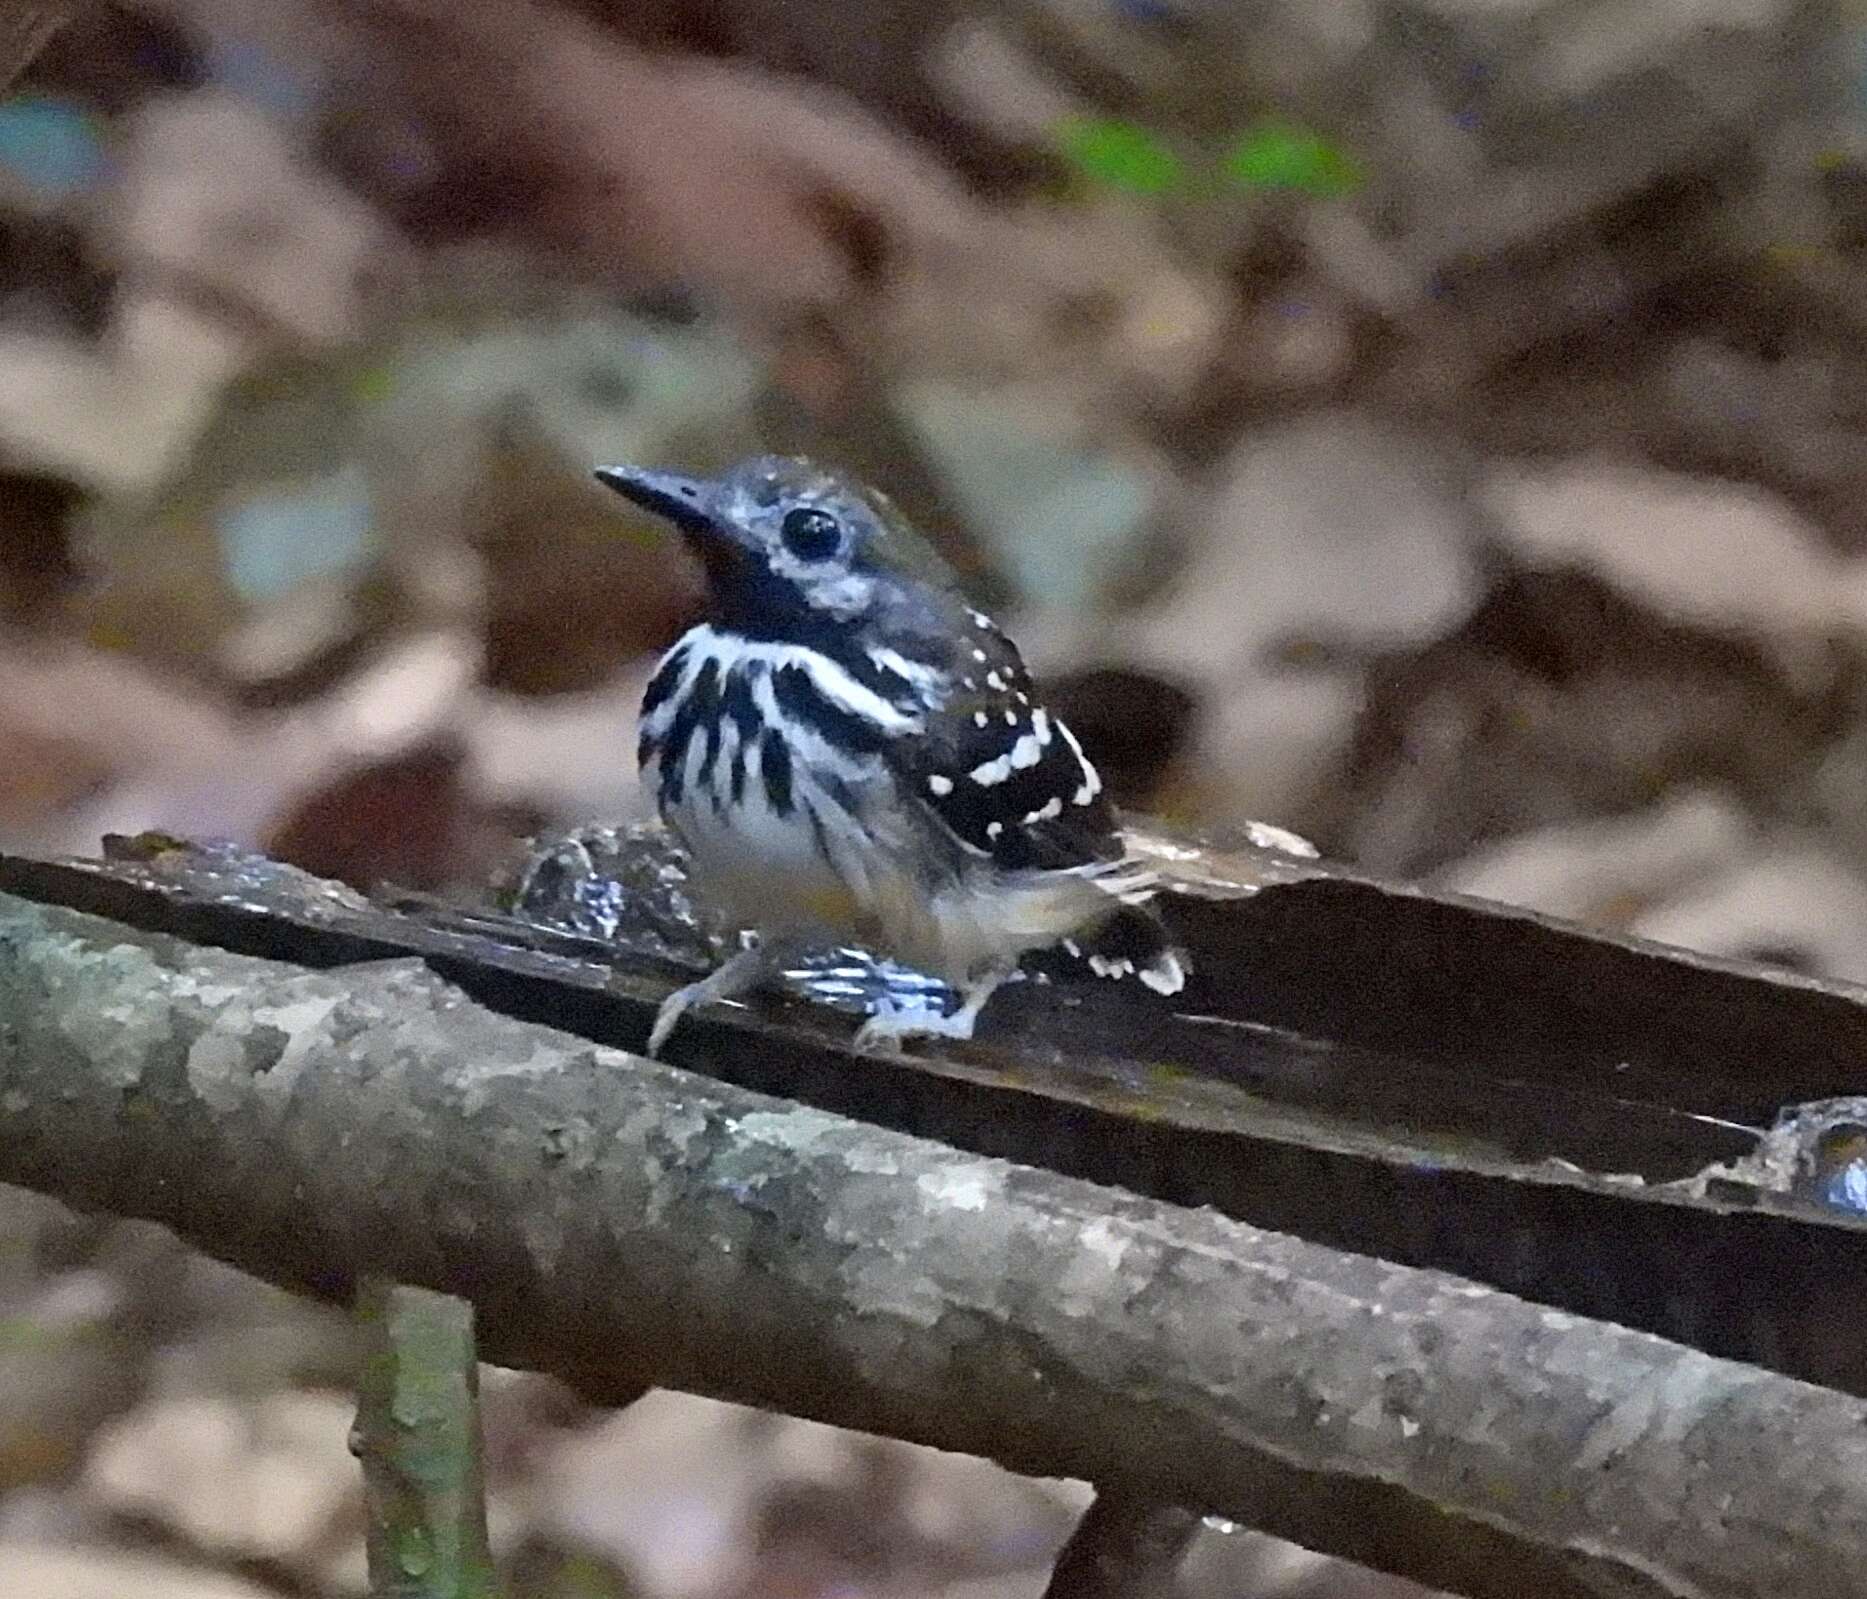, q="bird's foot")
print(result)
[644,944,774,1057]
[852,978,1000,1056]
[853,1002,977,1056]
[646,979,707,1057]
